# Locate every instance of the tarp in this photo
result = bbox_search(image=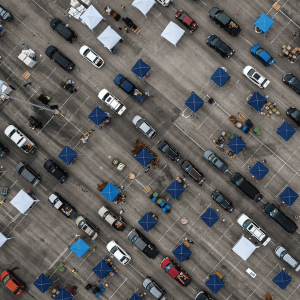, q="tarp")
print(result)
[166,180,186,199]
[254,13,274,33]
[93,260,112,279]
[88,107,107,125]
[138,212,158,232]
[247,91,267,111]
[69,238,90,258]
[97,26,123,50]
[131,59,151,79]
[279,187,299,207]
[172,243,192,262]
[210,67,230,87]
[33,274,53,293]
[101,182,120,202]
[10,190,39,214]
[276,121,296,141]
[135,148,154,167]
[249,161,269,180]
[132,0,155,18]
[205,274,225,294]
[0,232,12,248]
[80,5,104,31]
[55,289,74,300]
[161,21,185,47]
[232,235,259,261]
[201,208,220,228]
[58,146,77,165]
[129,294,143,300]
[227,135,246,155]
[273,270,292,290]
[185,93,204,112]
